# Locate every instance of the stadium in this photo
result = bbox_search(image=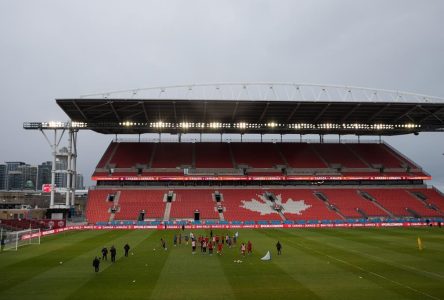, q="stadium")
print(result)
[2,83,444,299]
